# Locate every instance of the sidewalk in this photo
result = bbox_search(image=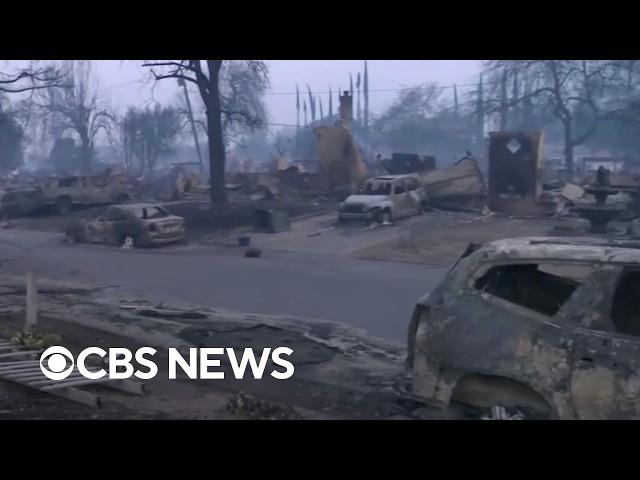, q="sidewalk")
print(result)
[0,275,425,419]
